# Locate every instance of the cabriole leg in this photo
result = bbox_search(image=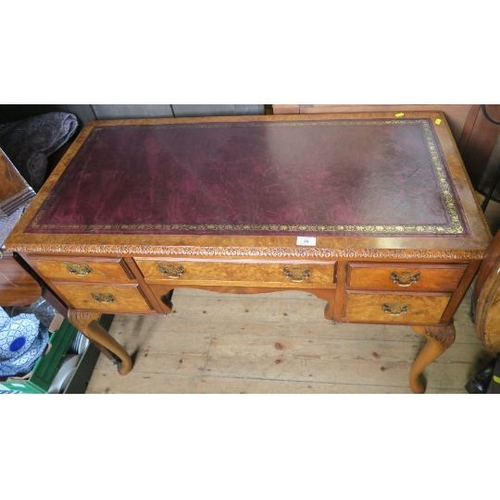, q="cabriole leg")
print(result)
[410,324,456,393]
[68,309,133,375]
